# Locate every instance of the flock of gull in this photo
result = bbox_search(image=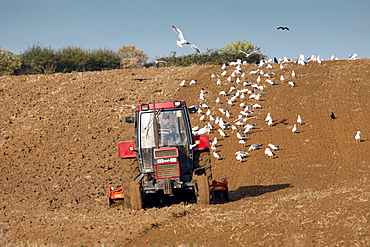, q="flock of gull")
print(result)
[168,25,363,162]
[175,53,363,162]
[178,57,305,162]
